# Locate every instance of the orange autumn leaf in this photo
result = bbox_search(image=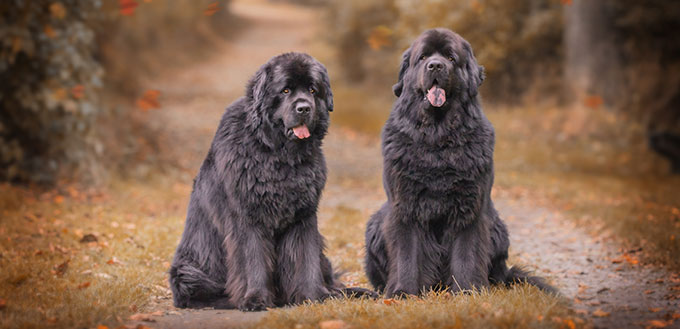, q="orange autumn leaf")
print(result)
[119,0,138,16]
[53,88,67,101]
[382,298,400,305]
[71,85,85,99]
[561,0,572,4]
[11,37,22,56]
[44,25,57,38]
[96,325,109,329]
[592,309,610,317]
[54,195,65,204]
[646,320,671,328]
[319,320,348,329]
[77,281,91,289]
[204,2,219,16]
[137,89,161,111]
[583,94,603,109]
[367,25,393,51]
[0,298,6,310]
[49,2,67,19]
[563,319,576,329]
